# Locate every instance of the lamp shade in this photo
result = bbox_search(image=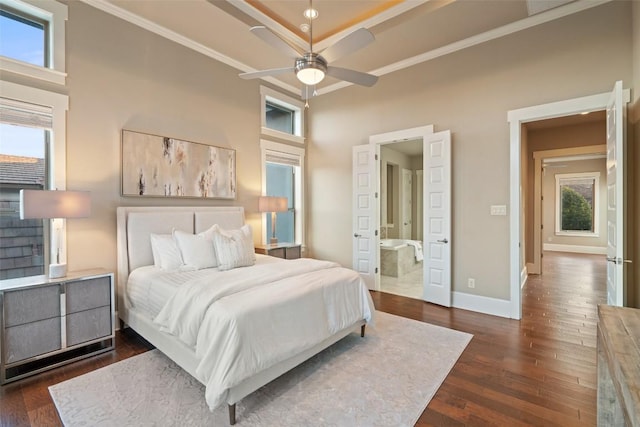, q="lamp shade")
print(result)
[20,189,91,219]
[258,196,288,213]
